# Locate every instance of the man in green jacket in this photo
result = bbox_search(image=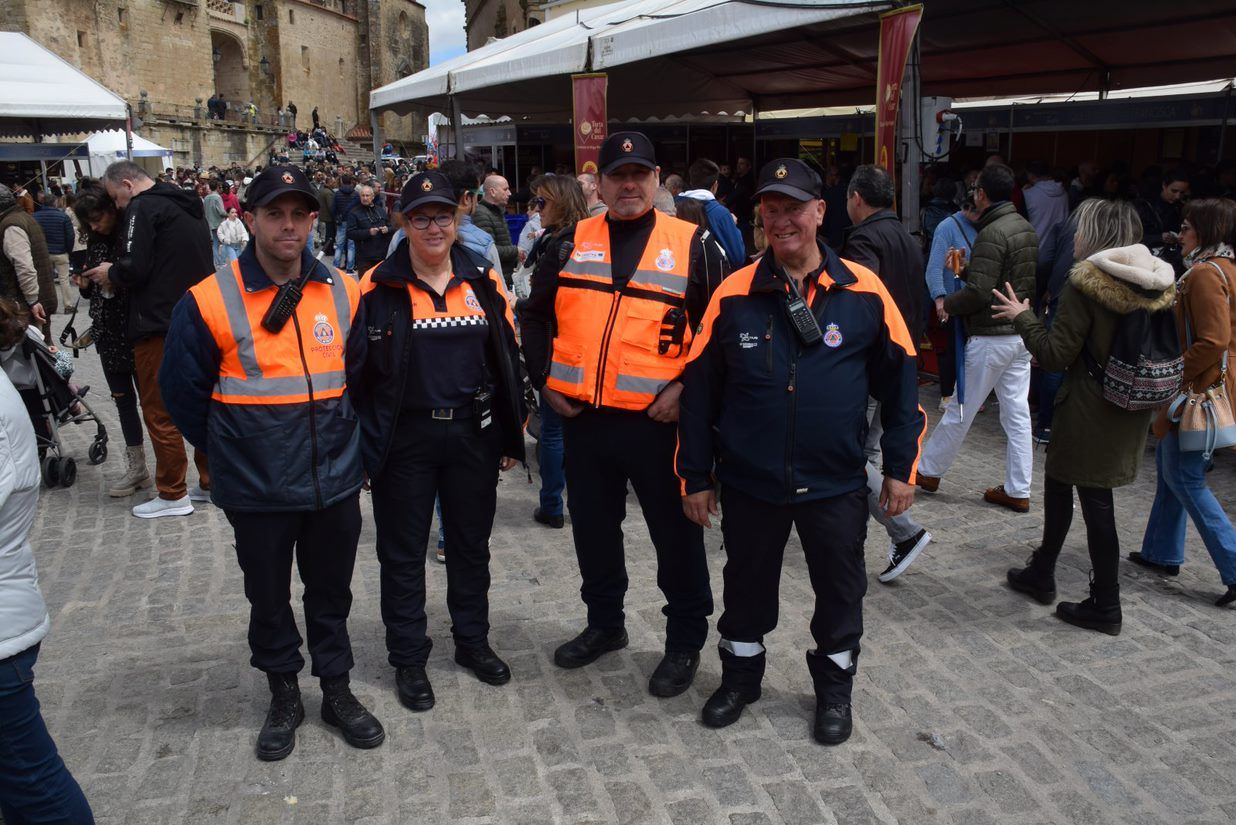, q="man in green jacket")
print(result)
[473,174,517,283]
[915,164,1039,513]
